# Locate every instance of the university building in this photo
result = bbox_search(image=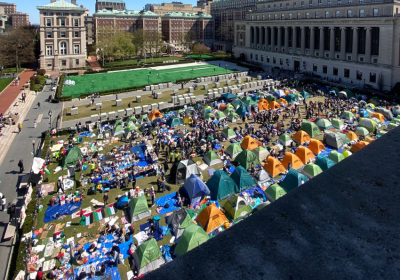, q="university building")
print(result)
[0,2,30,31]
[234,0,400,90]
